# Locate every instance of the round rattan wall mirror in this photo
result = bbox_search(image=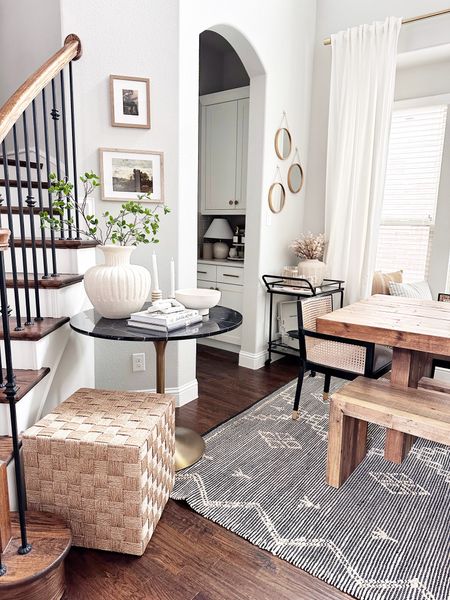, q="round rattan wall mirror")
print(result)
[287,162,304,193]
[274,127,292,160]
[268,182,286,213]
